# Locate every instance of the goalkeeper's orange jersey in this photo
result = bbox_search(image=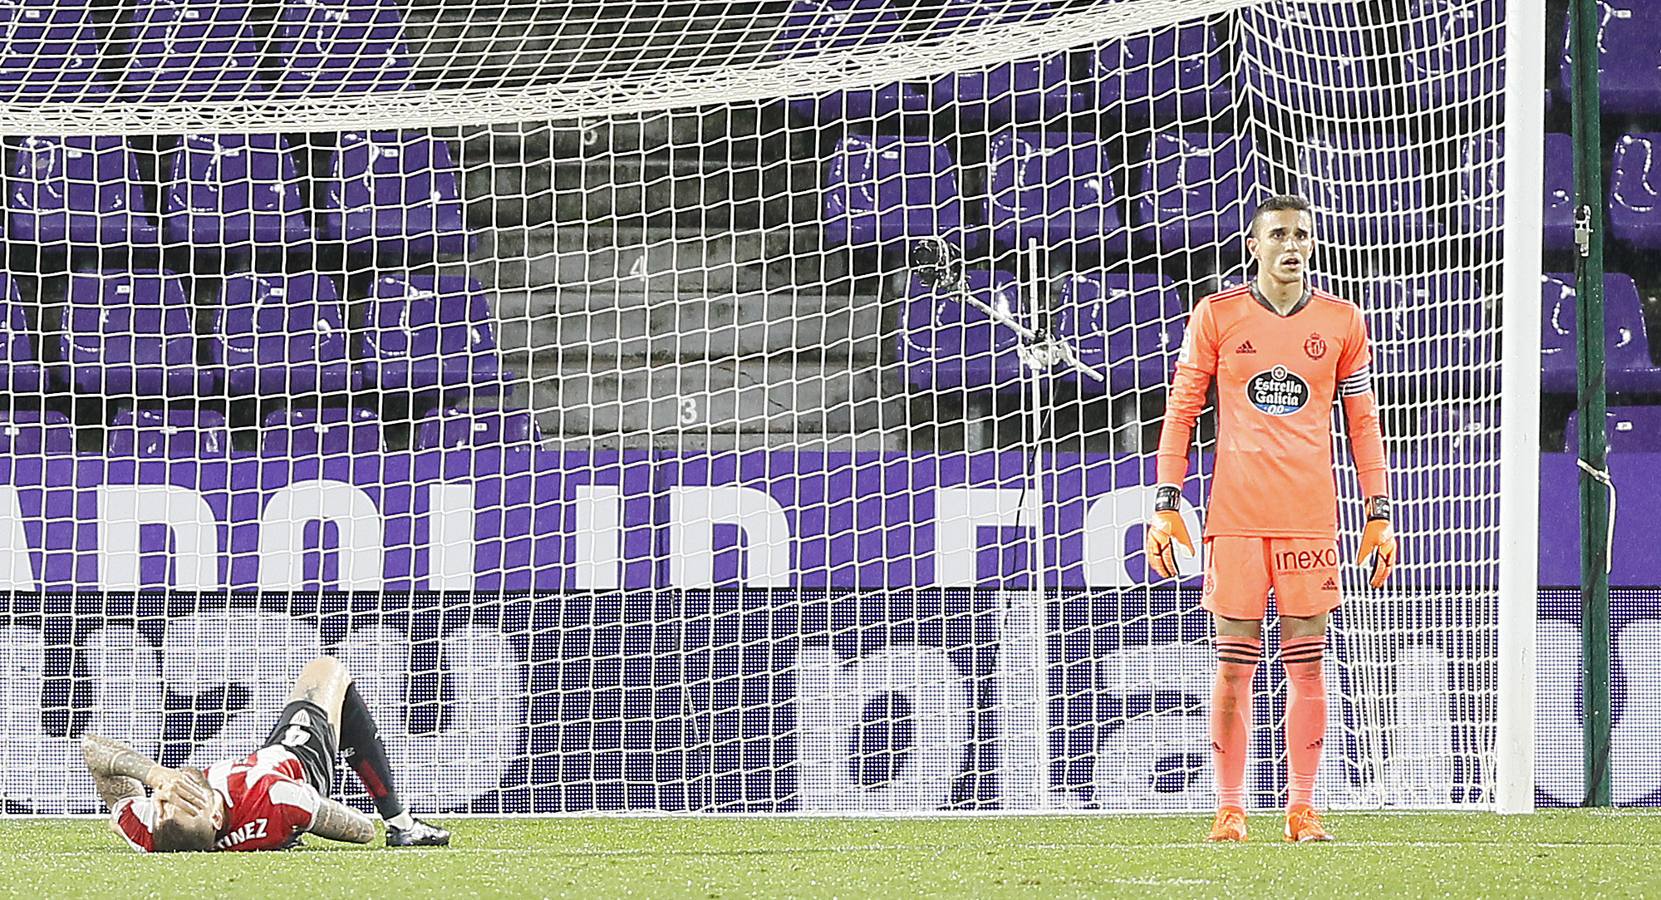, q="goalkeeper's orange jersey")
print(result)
[1155,281,1388,539]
